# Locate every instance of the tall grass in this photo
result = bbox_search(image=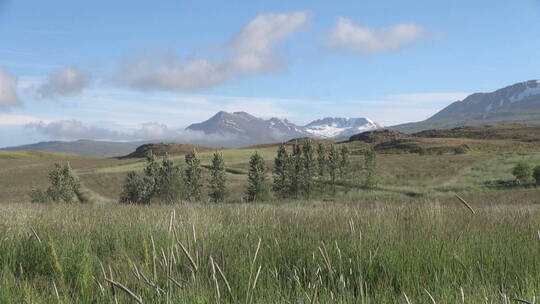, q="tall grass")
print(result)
[1,198,540,303]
